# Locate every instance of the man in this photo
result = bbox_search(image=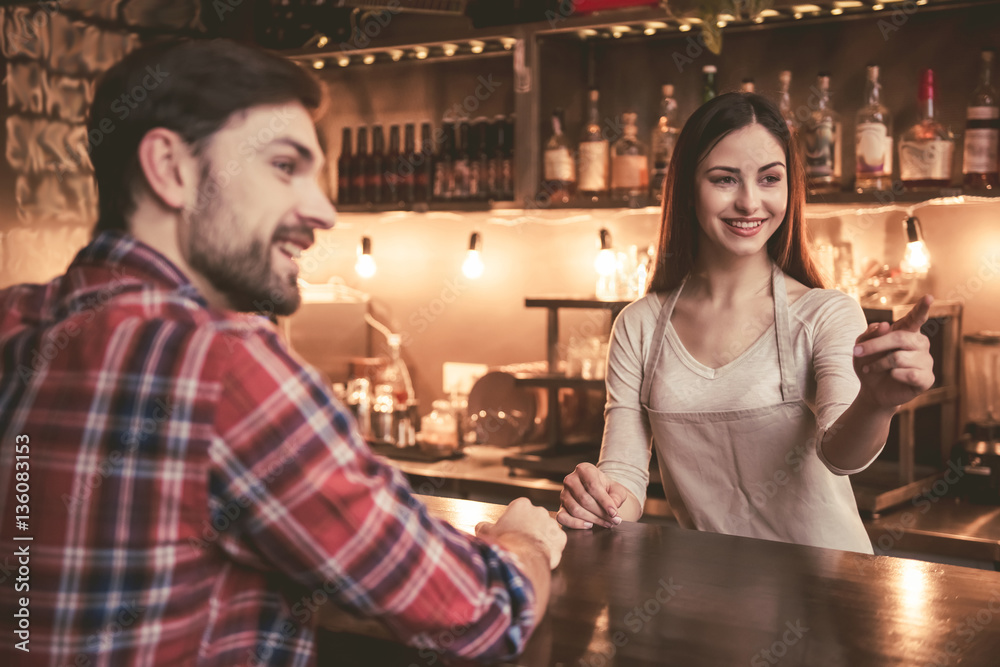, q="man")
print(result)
[0,38,565,666]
